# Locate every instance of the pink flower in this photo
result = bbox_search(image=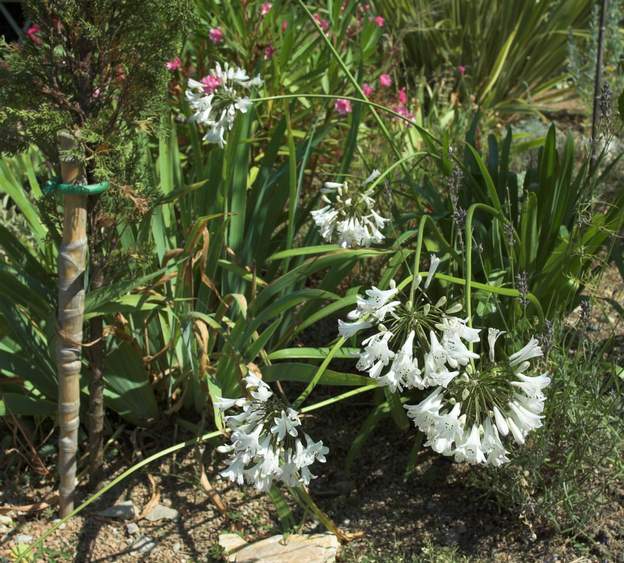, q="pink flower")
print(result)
[374,16,385,27]
[398,87,408,105]
[264,44,275,60]
[396,104,414,120]
[209,27,224,44]
[314,14,330,32]
[165,57,182,71]
[201,74,222,94]
[26,24,41,45]
[335,98,352,116]
[458,65,466,76]
[260,2,272,16]
[281,20,289,32]
[379,74,392,88]
[362,83,374,97]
